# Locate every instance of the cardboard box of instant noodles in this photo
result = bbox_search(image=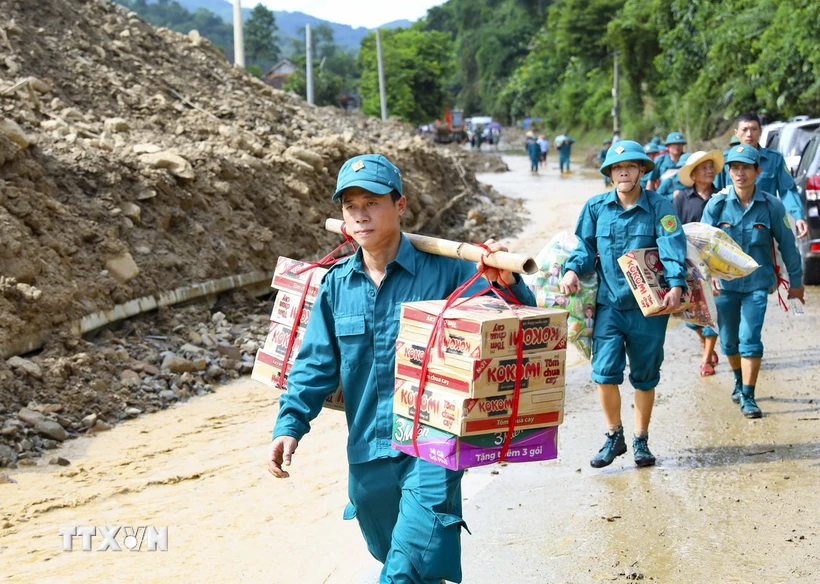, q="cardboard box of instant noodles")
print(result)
[617,248,695,316]
[399,297,567,359]
[391,414,558,470]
